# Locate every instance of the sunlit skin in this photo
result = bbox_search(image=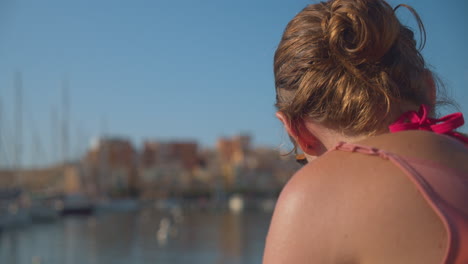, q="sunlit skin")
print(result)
[264,112,468,263]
